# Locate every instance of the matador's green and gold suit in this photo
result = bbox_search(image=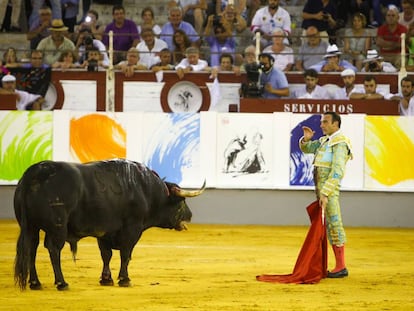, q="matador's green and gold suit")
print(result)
[300,130,353,246]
